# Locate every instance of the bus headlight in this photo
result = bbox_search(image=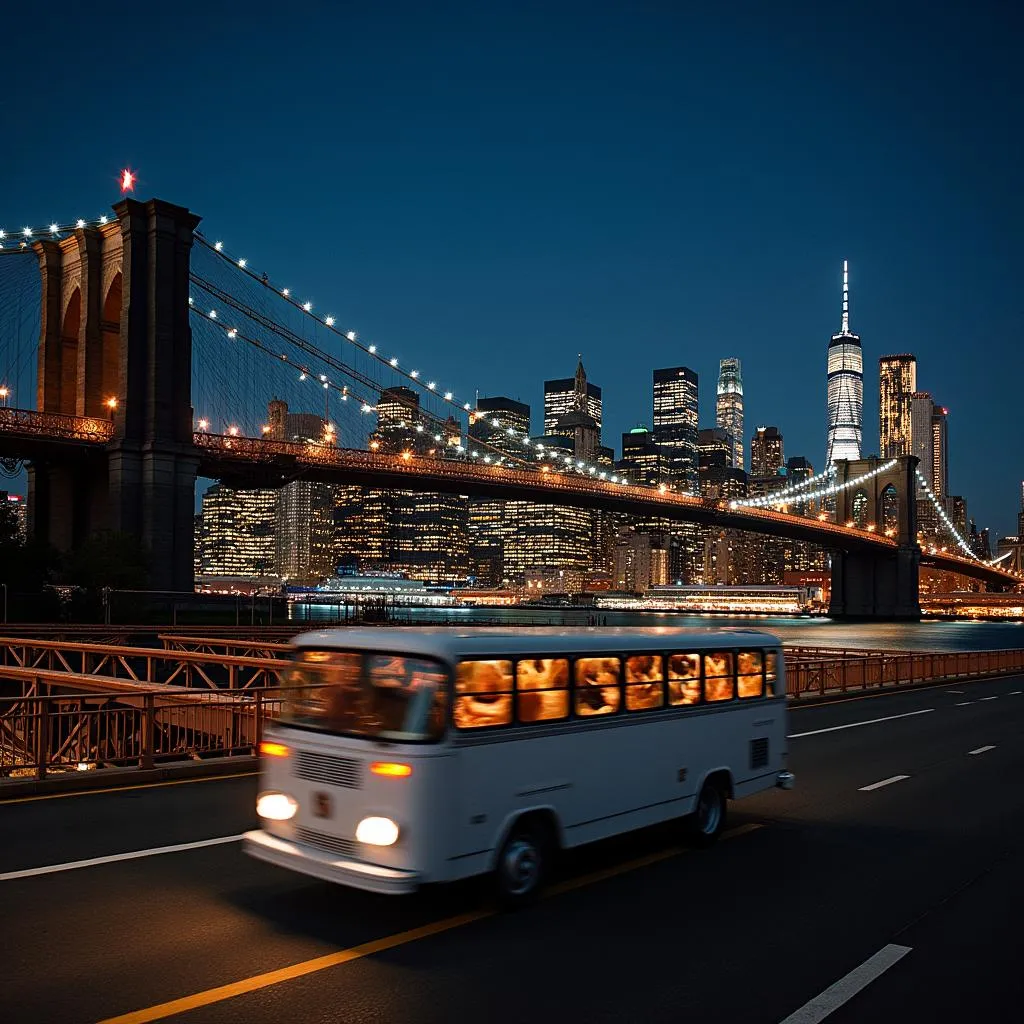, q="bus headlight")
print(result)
[356,816,400,846]
[256,791,298,821]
